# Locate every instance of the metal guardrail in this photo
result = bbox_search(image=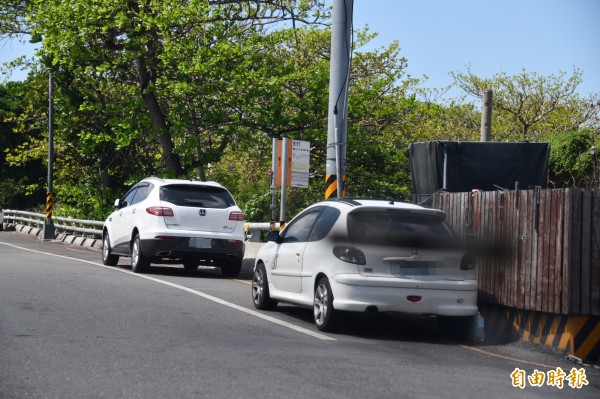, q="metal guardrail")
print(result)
[3,209,104,237]
[2,209,277,241]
